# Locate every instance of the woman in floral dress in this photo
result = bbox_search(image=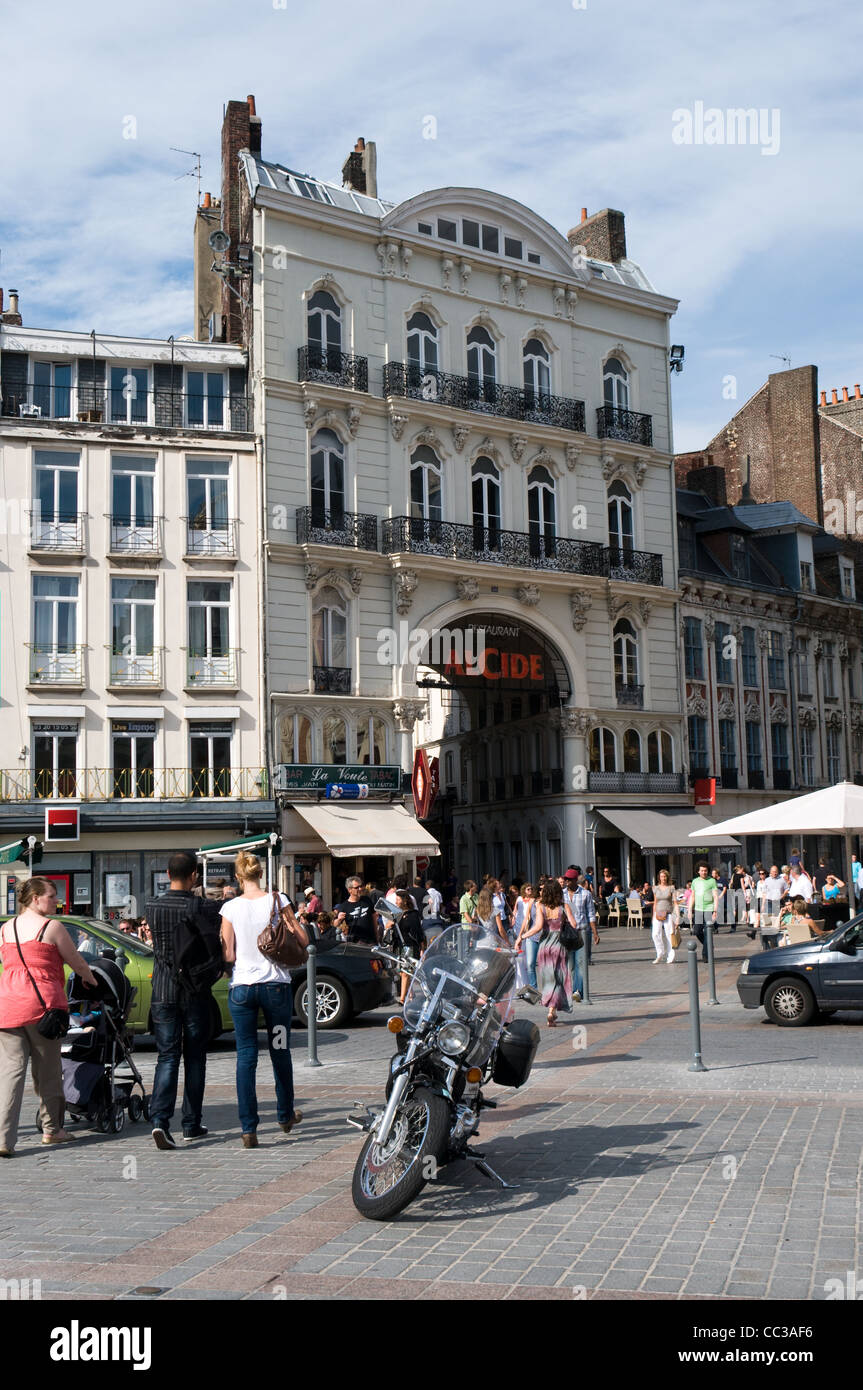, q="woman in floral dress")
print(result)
[535,880,573,1026]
